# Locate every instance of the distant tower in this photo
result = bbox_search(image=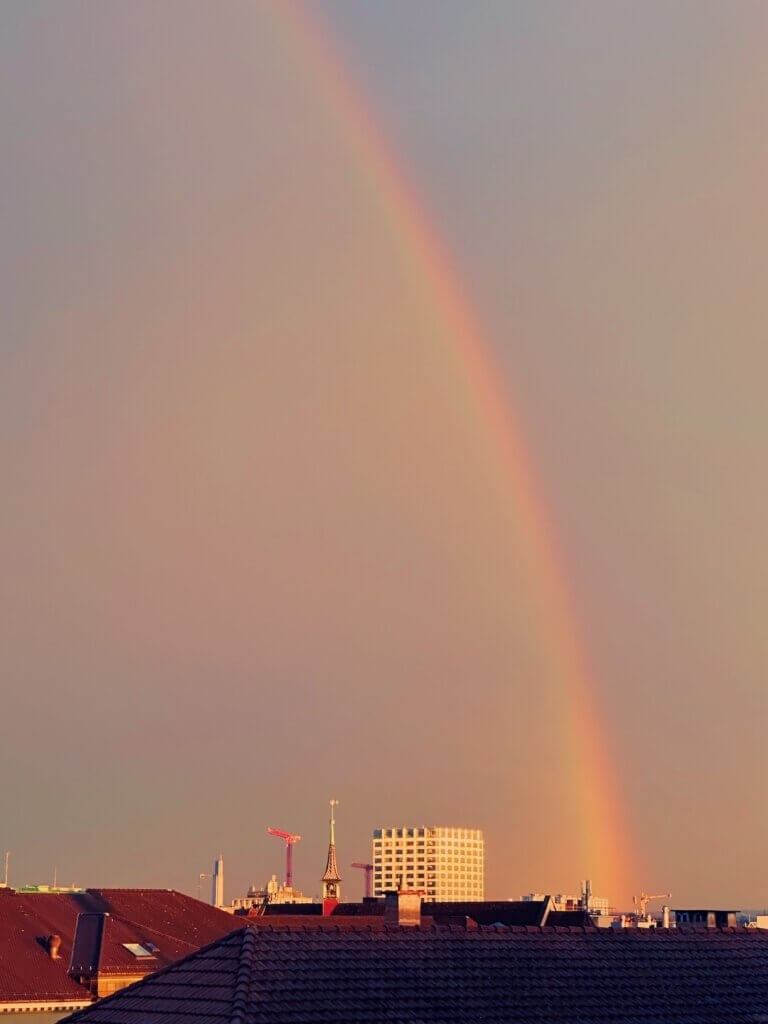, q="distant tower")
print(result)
[321,799,341,916]
[212,855,224,908]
